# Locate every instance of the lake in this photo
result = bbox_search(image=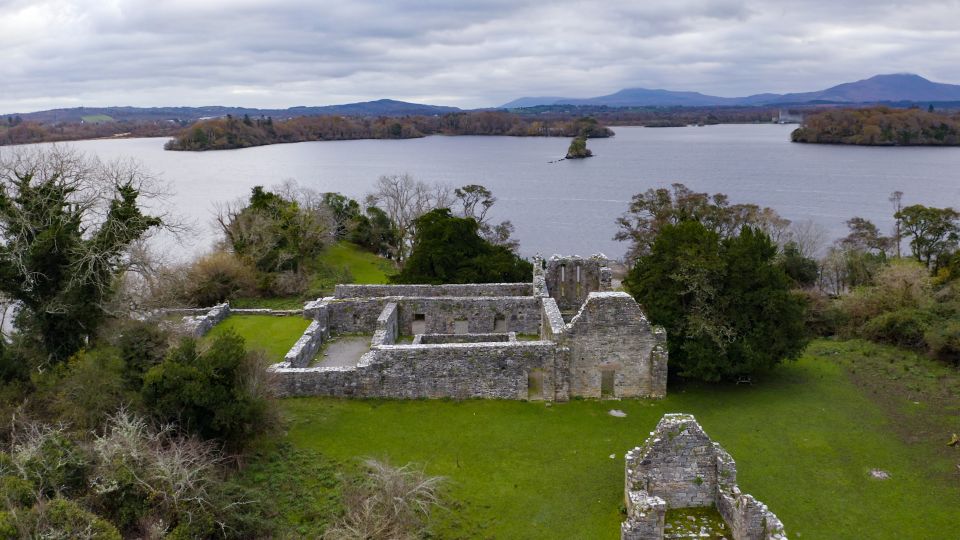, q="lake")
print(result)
[27,125,960,261]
